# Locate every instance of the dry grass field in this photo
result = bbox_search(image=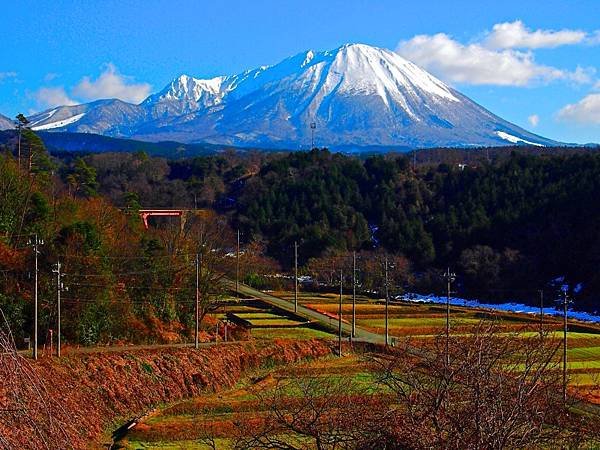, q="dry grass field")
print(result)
[119,291,600,448]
